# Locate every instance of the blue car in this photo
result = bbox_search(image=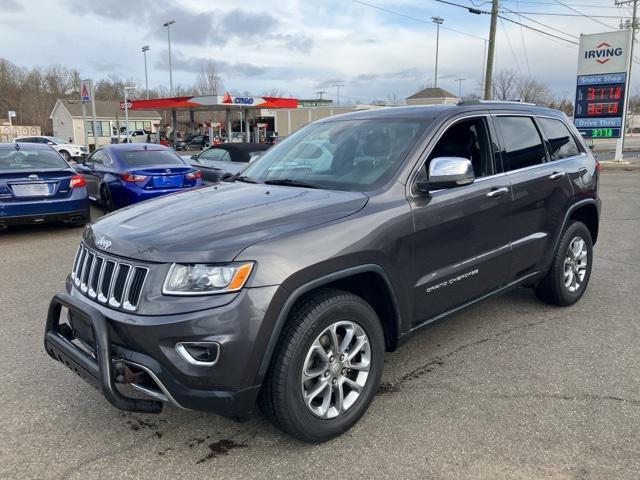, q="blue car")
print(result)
[75,144,203,212]
[0,142,90,230]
